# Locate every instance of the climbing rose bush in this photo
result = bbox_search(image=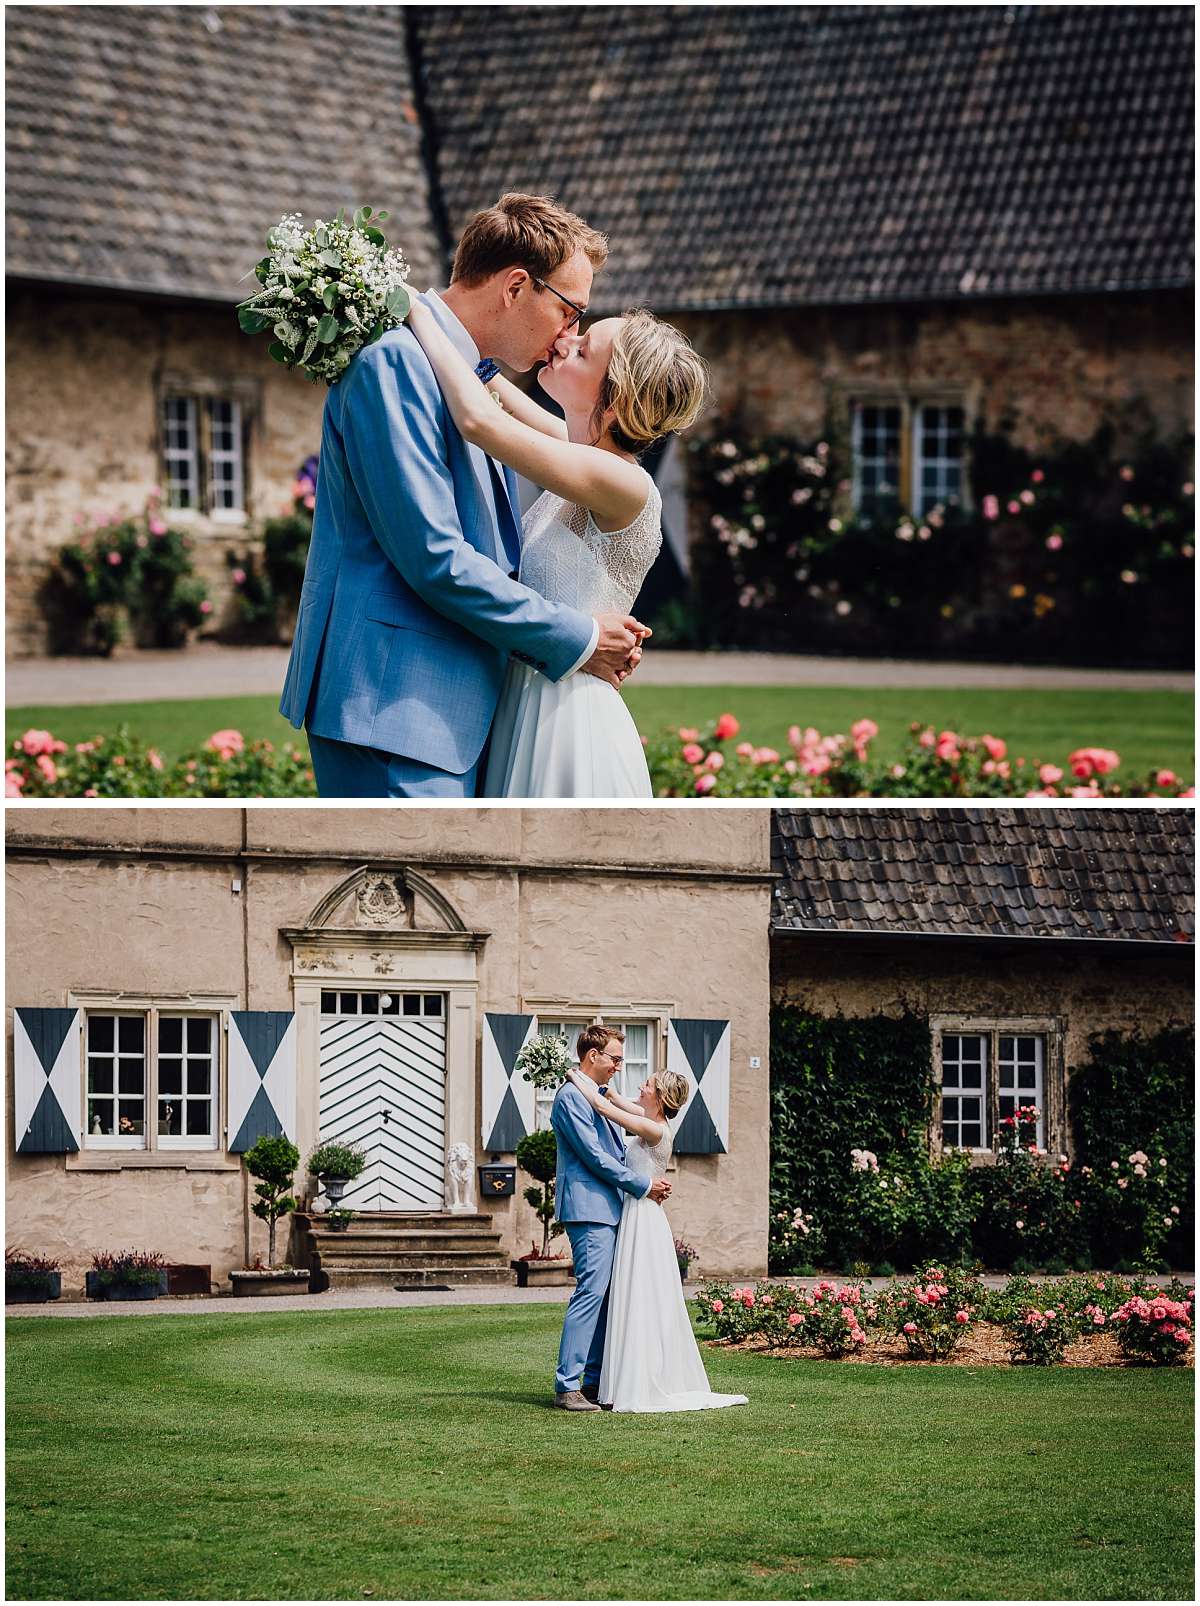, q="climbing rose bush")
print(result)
[645,714,1192,799]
